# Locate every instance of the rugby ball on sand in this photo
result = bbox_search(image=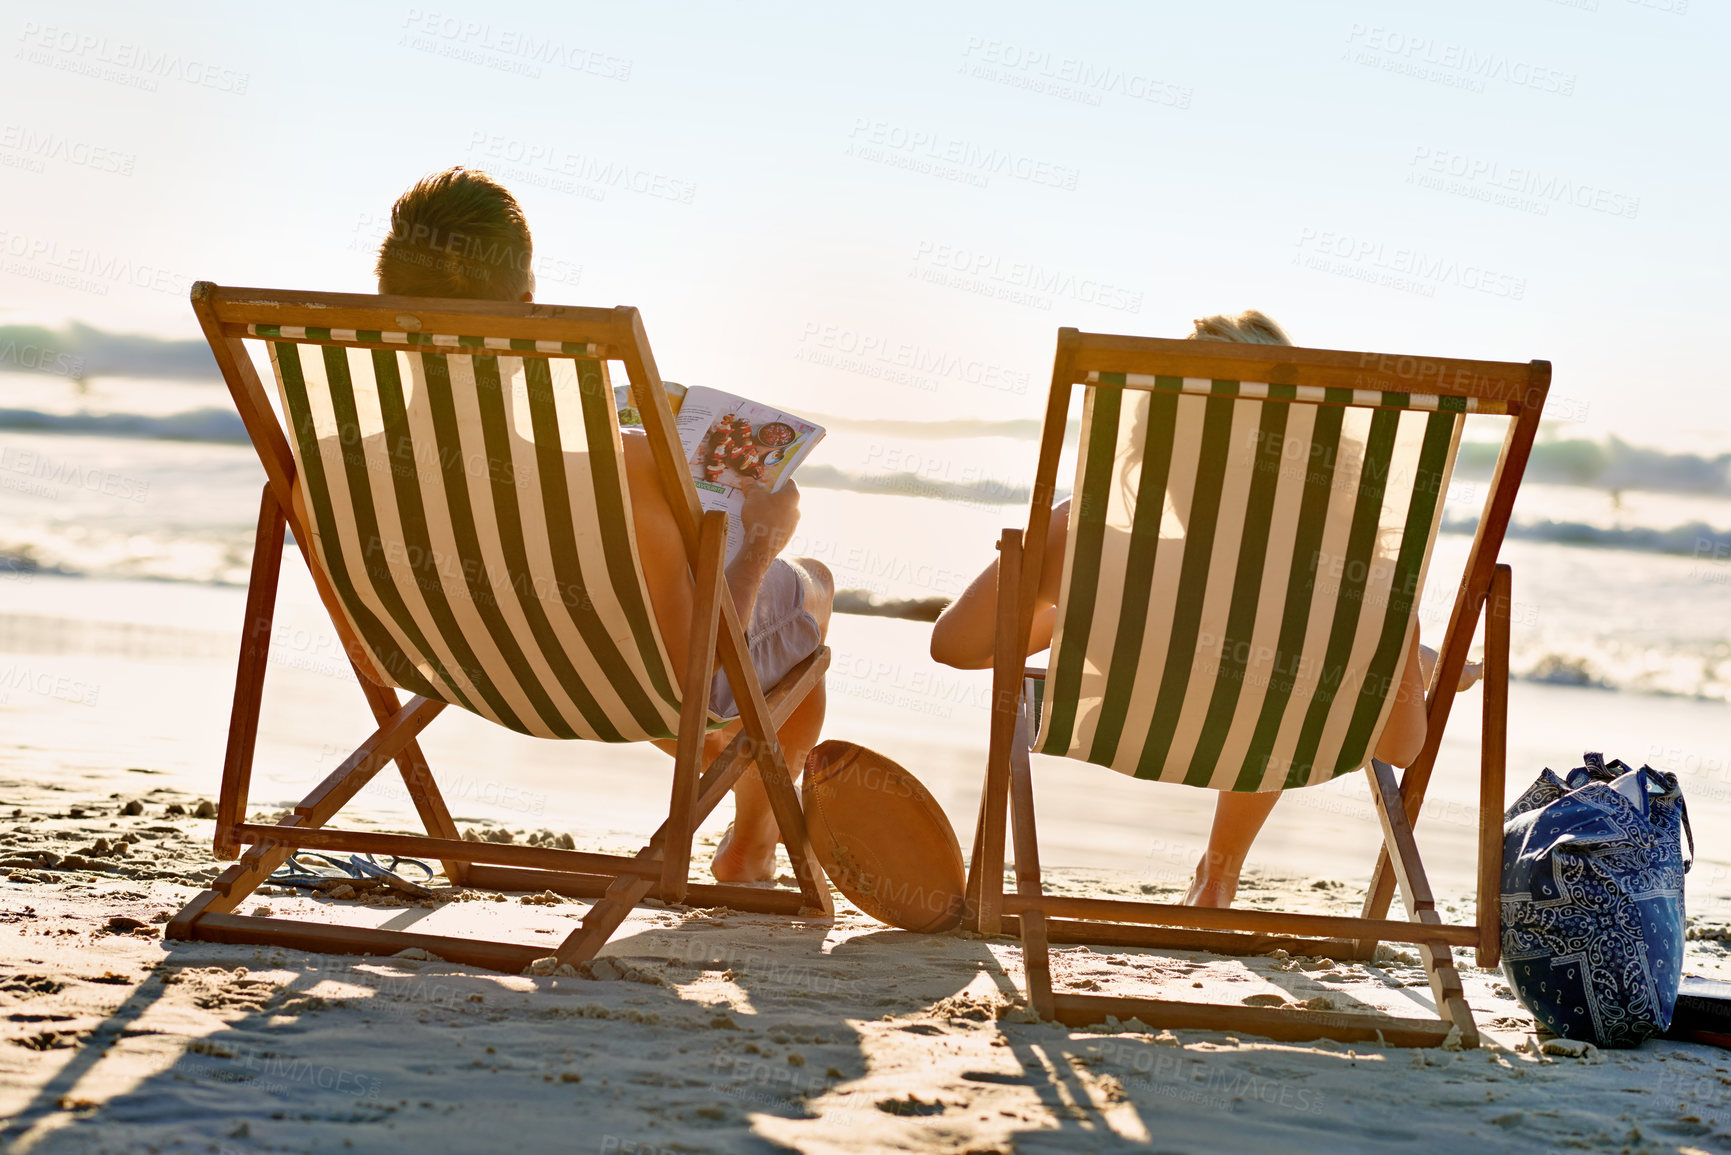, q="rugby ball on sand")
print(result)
[802,740,966,933]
